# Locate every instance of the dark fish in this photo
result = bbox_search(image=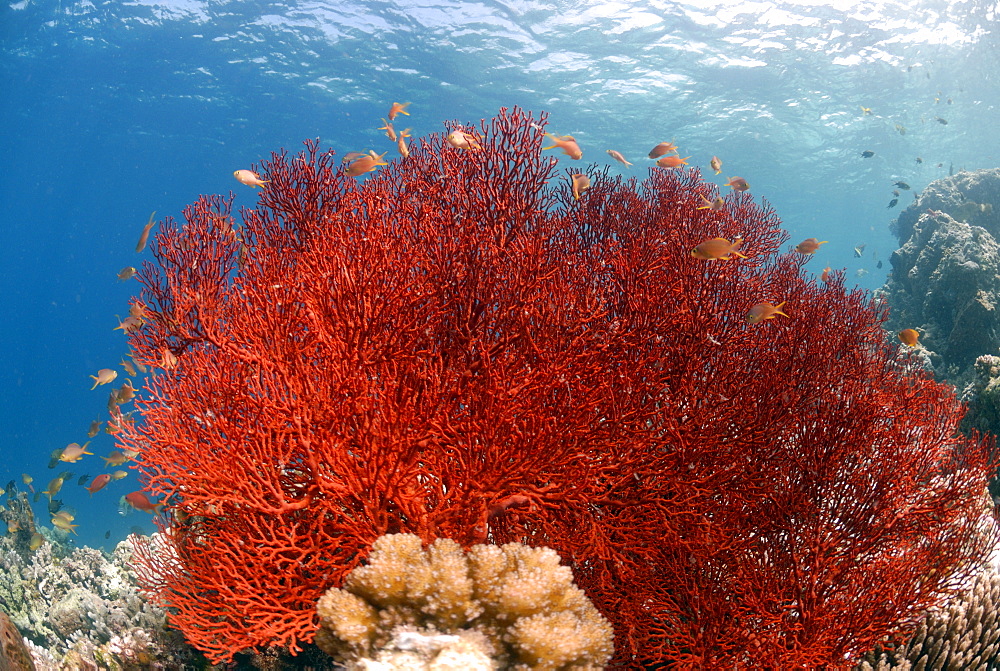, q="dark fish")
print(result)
[105,530,111,539]
[4,480,16,498]
[33,492,41,503]
[77,475,91,487]
[888,198,899,209]
[934,116,948,125]
[894,181,911,190]
[877,260,883,269]
[47,499,63,515]
[861,150,875,158]
[915,157,923,164]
